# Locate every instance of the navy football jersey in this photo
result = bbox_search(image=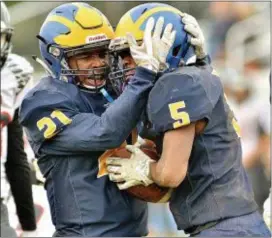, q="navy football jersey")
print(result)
[19,67,155,236]
[146,65,257,230]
